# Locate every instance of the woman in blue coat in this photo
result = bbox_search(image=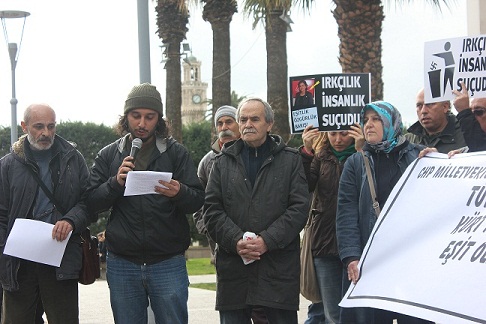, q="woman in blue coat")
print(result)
[336,101,432,323]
